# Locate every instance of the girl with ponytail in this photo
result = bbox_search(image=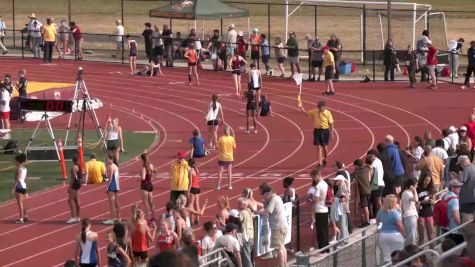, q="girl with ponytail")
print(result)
[139,152,156,223]
[131,208,154,265]
[205,94,225,149]
[74,218,100,266]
